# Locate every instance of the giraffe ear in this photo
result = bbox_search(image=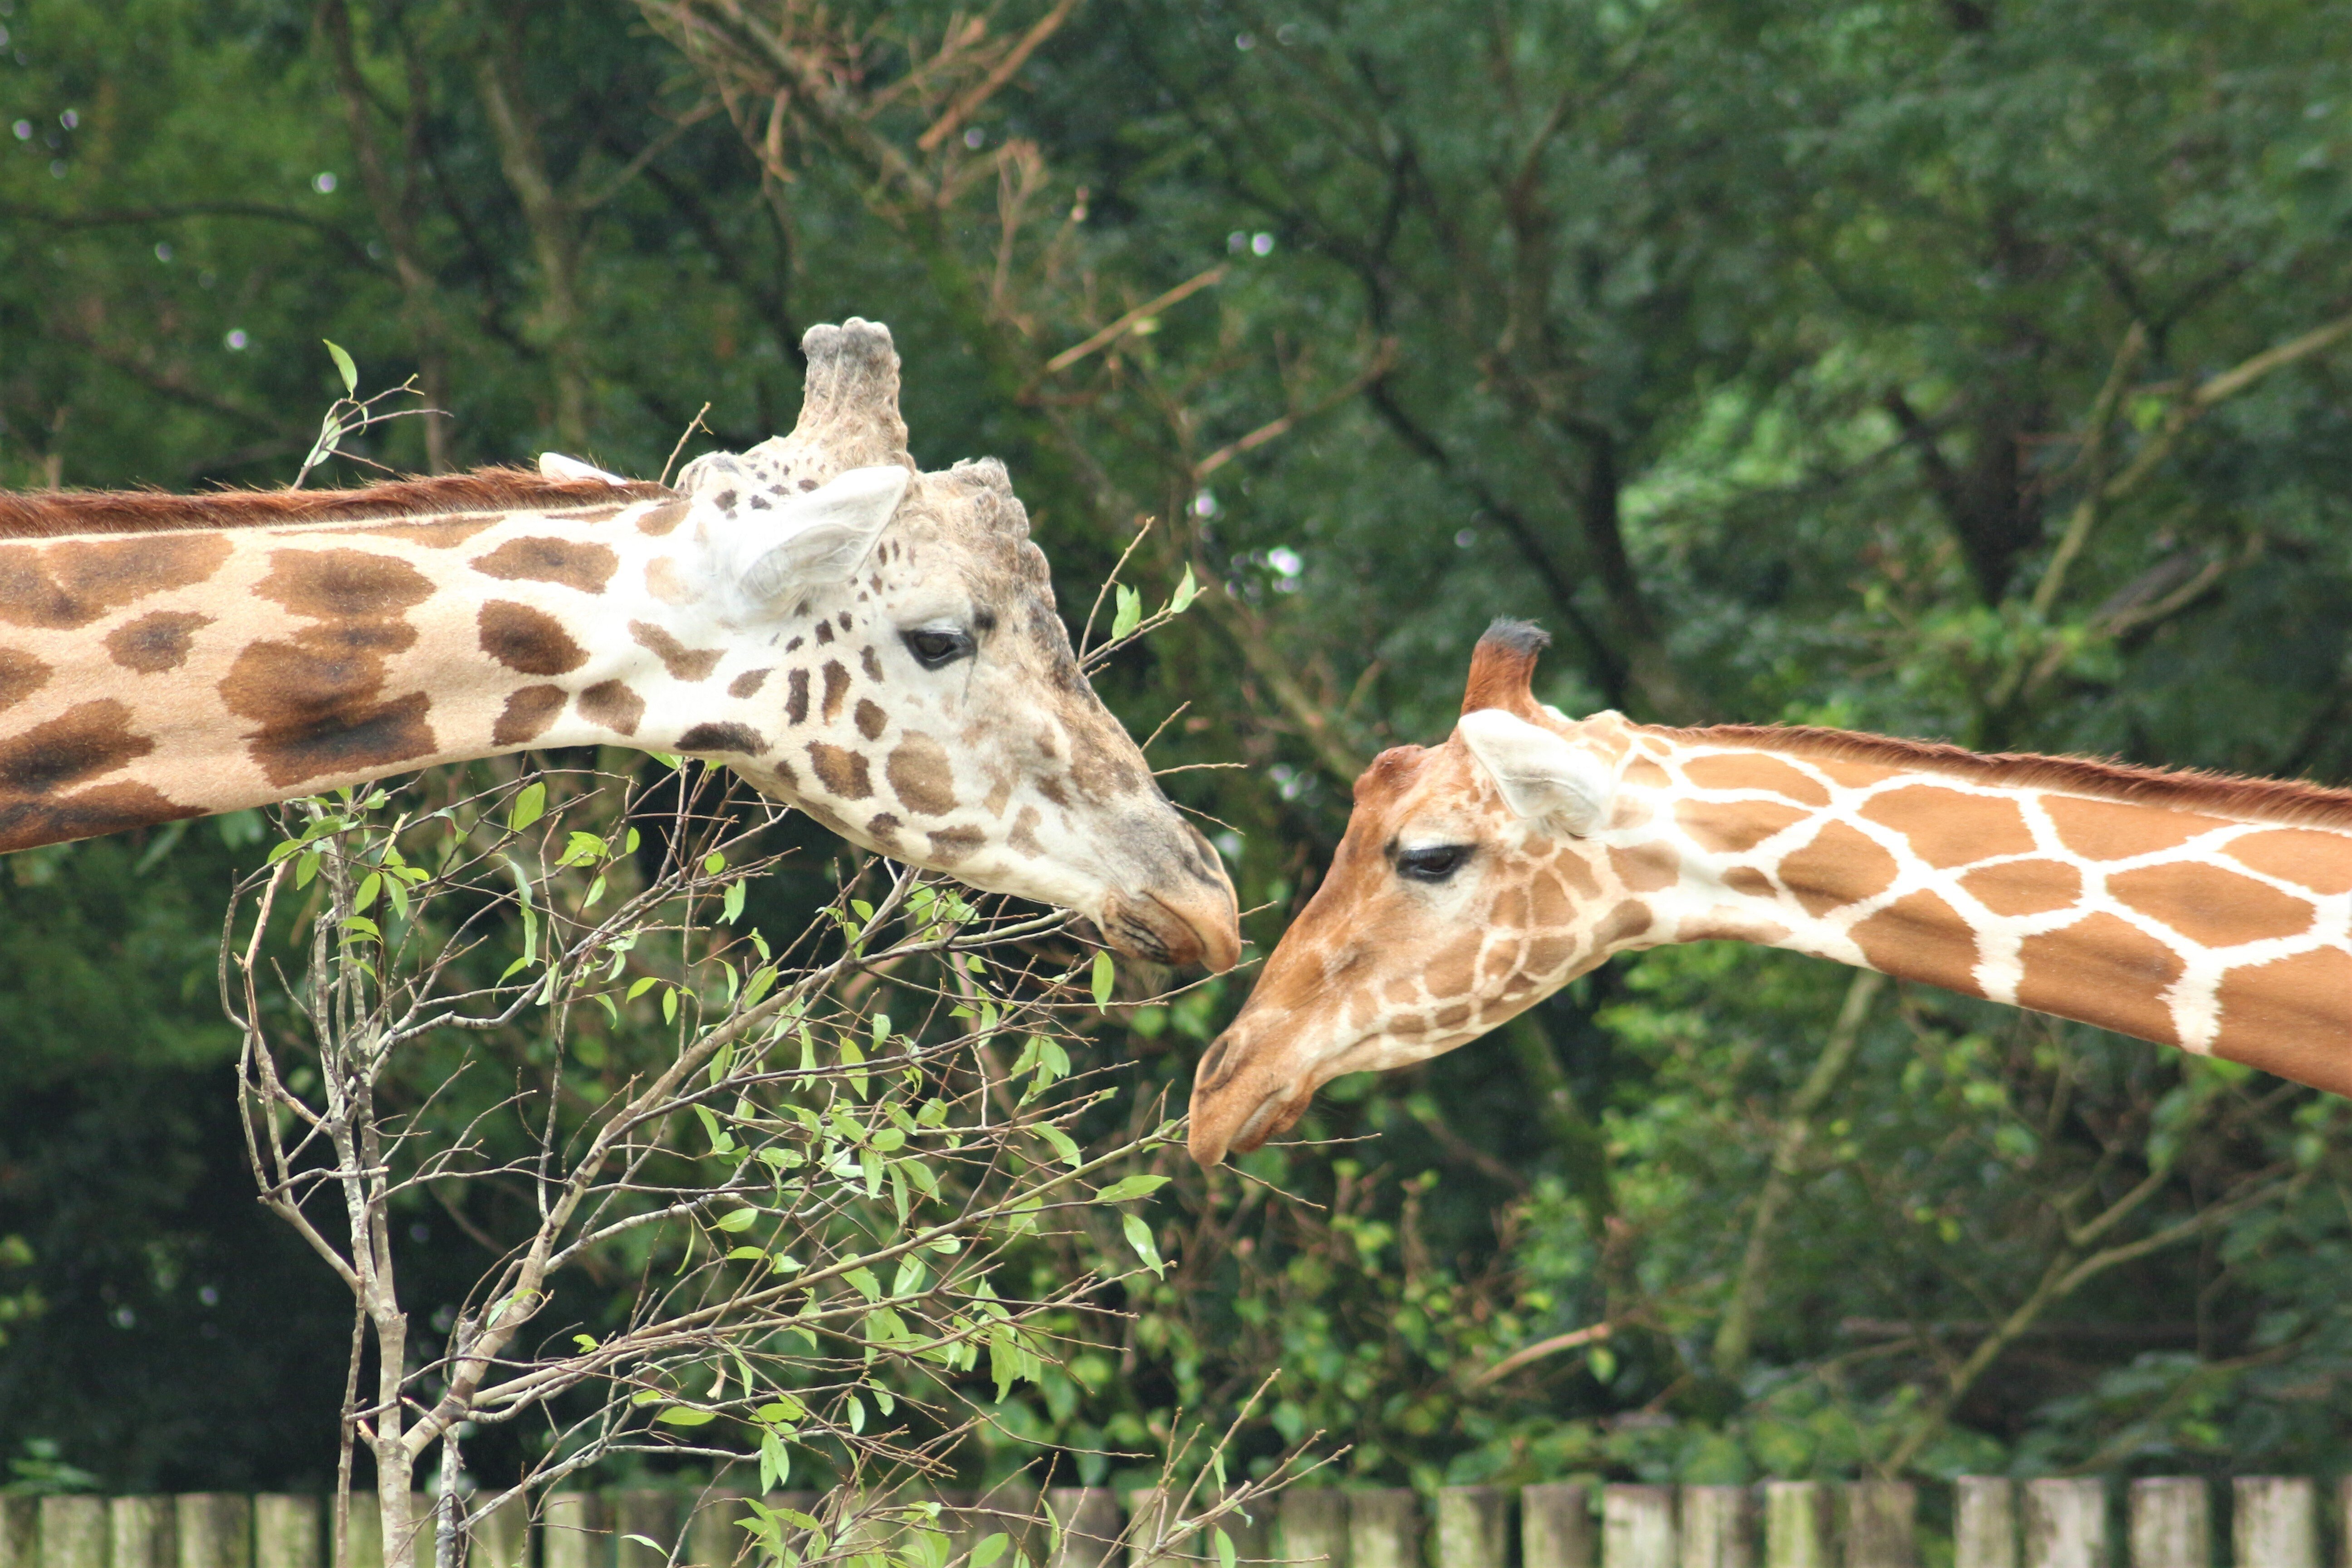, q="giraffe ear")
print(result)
[737,464,911,605]
[1458,709,1614,835]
